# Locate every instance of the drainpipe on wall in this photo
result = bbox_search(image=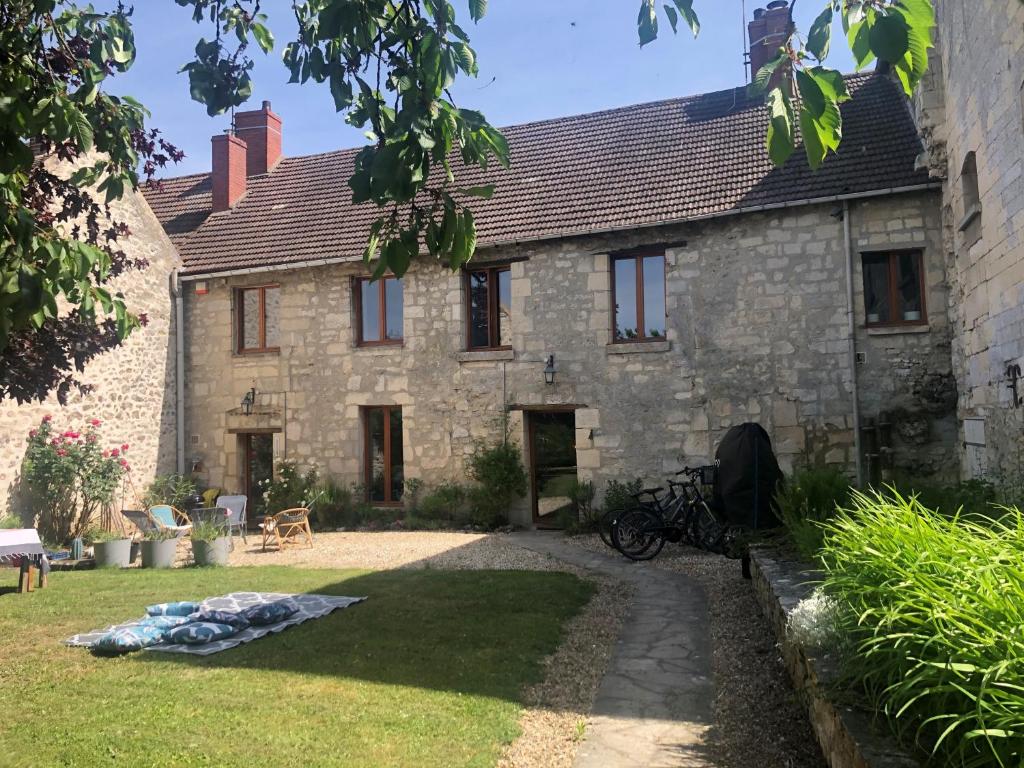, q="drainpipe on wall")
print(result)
[842,200,865,487]
[171,269,186,475]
